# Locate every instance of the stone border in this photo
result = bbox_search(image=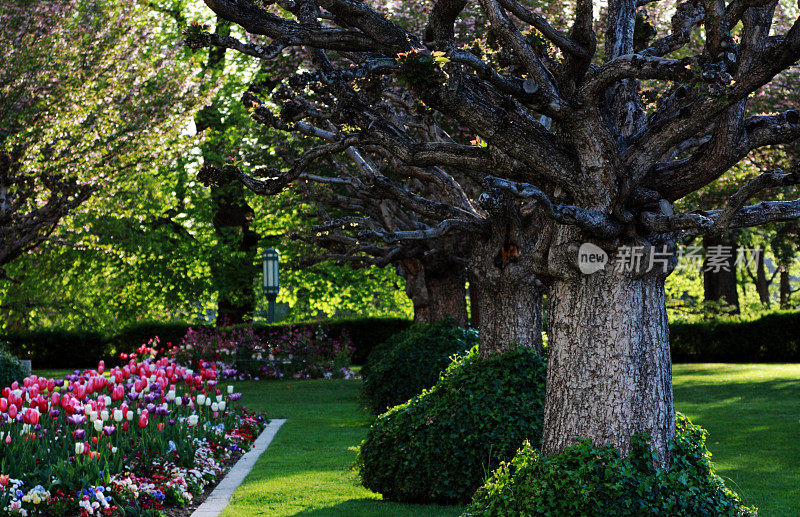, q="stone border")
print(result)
[191,419,287,517]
